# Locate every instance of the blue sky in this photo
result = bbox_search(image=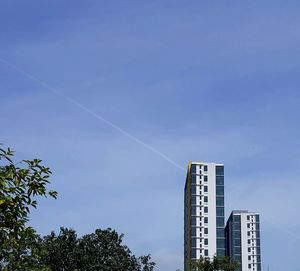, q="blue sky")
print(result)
[1,1,300,270]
